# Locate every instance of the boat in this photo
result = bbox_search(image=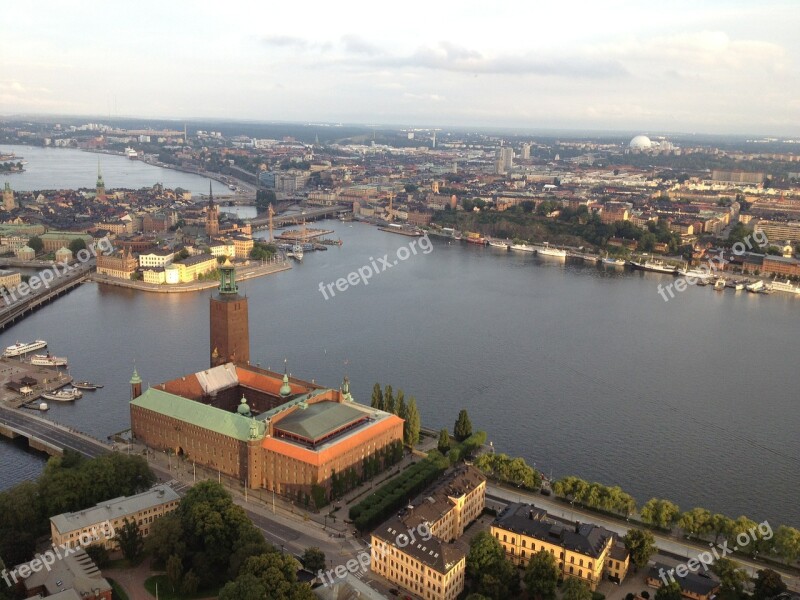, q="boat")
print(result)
[464,232,486,245]
[734,280,746,291]
[510,243,535,252]
[73,381,103,390]
[379,223,423,237]
[124,147,138,159]
[697,278,708,286]
[768,280,800,294]
[535,243,567,258]
[714,278,726,290]
[41,387,83,402]
[582,255,600,264]
[30,353,68,367]
[291,243,304,261]
[629,259,677,274]
[746,280,764,293]
[602,257,626,267]
[3,340,47,357]
[488,240,510,250]
[678,268,713,281]
[38,402,49,411]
